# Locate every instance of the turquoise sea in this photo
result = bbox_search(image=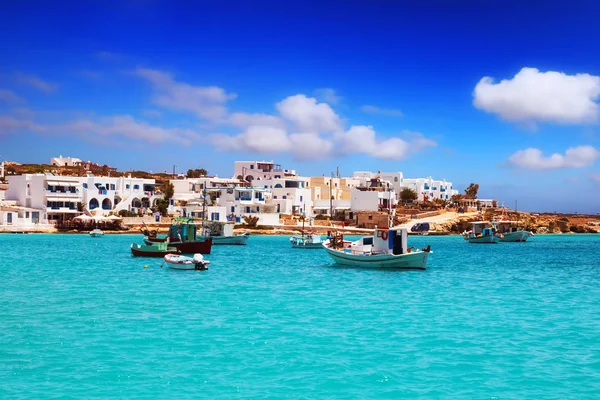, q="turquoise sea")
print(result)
[1,233,599,399]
